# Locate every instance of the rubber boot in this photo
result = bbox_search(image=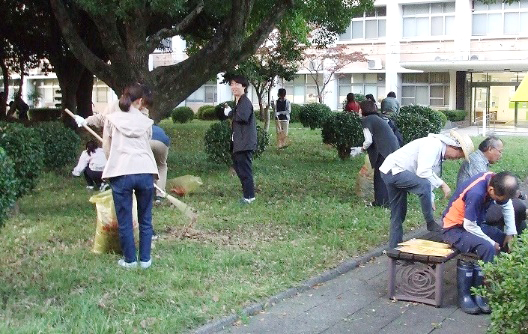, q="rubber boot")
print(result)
[457,259,480,315]
[473,264,491,314]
